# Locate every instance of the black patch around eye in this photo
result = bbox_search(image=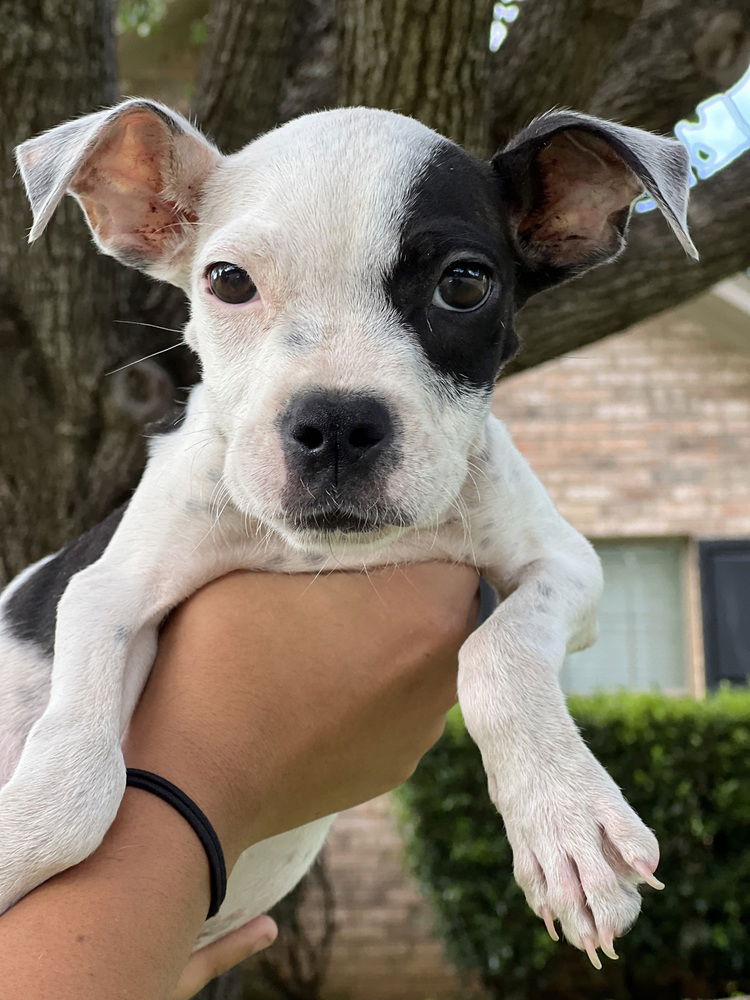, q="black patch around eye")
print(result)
[386,141,519,390]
